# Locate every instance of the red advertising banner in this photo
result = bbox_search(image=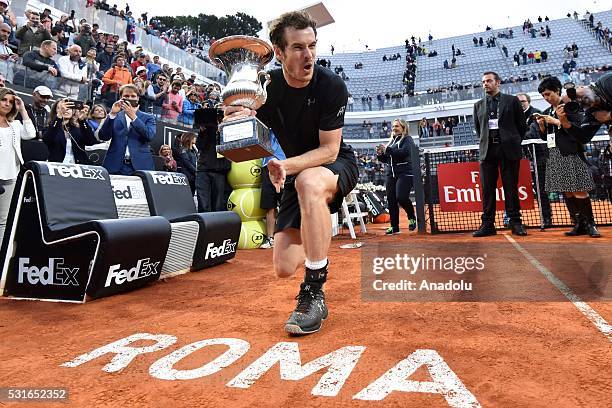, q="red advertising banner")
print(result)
[437,160,535,212]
